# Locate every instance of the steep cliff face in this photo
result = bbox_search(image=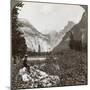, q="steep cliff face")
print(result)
[53,5,88,52]
[80,5,88,48]
[48,21,74,49]
[52,21,75,52]
[18,18,74,52]
[68,5,88,50]
[18,18,51,52]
